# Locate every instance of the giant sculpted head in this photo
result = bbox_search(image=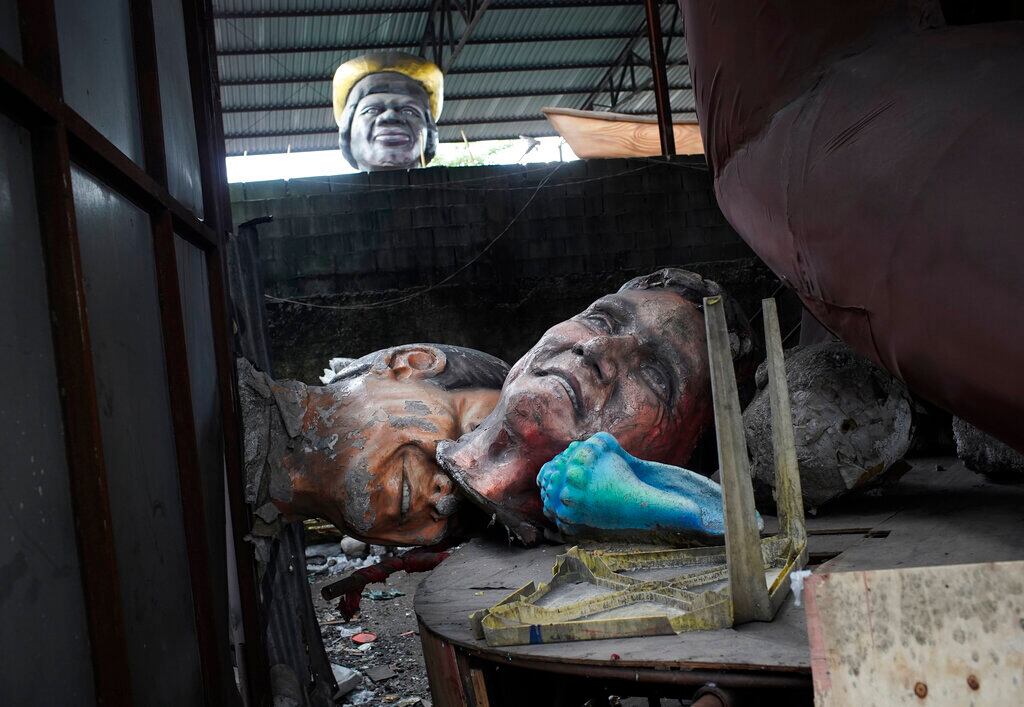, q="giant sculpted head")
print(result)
[239,344,507,545]
[437,269,753,542]
[333,52,443,171]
